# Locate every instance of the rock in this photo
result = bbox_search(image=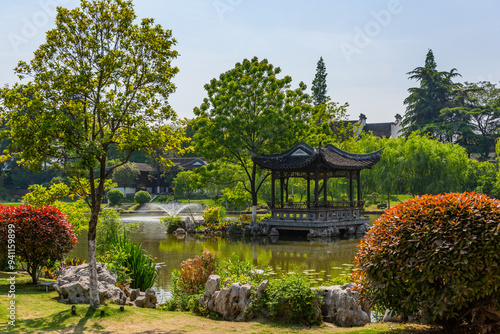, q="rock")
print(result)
[144,288,157,308]
[134,295,146,308]
[254,279,268,300]
[203,275,221,300]
[250,223,271,236]
[201,275,254,321]
[314,283,370,327]
[383,309,405,323]
[346,226,356,235]
[129,288,140,302]
[355,223,370,235]
[54,263,126,305]
[173,228,187,234]
[269,228,279,236]
[184,217,196,233]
